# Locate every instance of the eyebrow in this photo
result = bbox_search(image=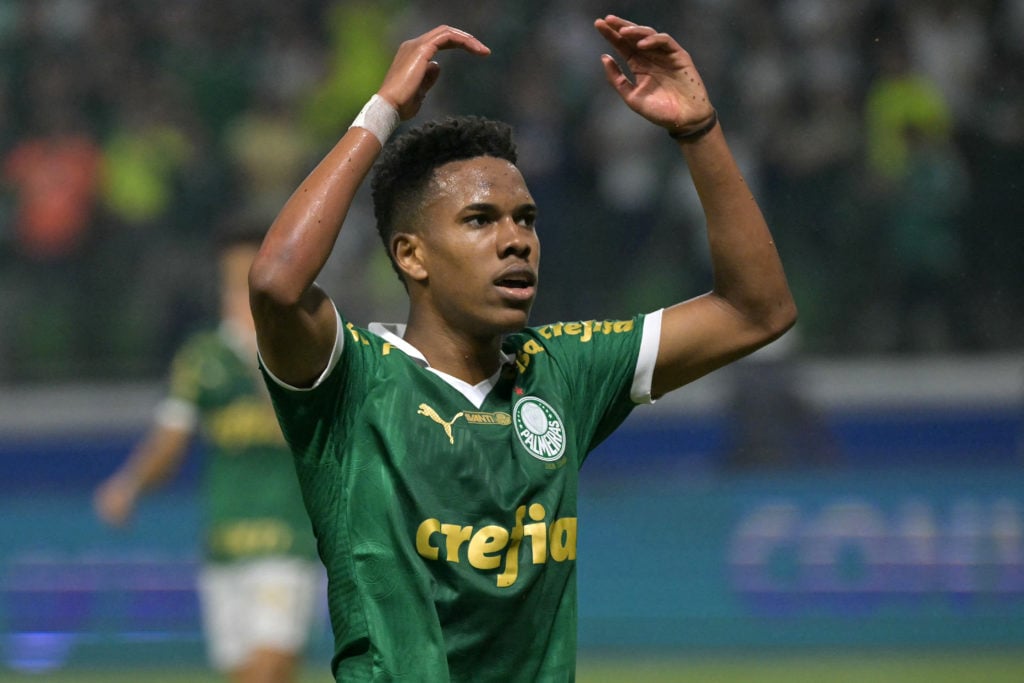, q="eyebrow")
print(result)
[463,202,537,214]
